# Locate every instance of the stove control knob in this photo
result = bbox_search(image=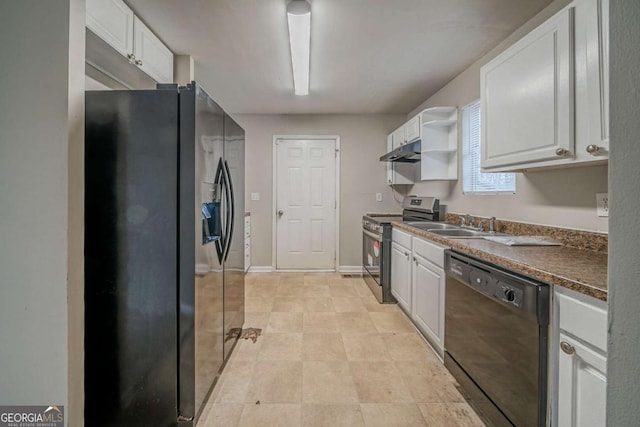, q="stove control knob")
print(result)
[504,289,515,302]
